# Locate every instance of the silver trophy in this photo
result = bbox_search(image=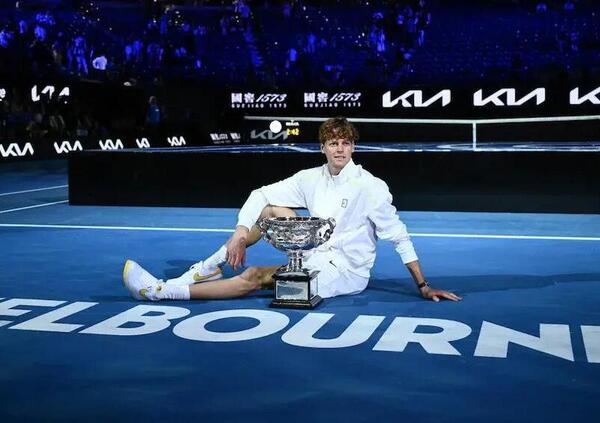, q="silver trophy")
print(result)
[258,216,336,309]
